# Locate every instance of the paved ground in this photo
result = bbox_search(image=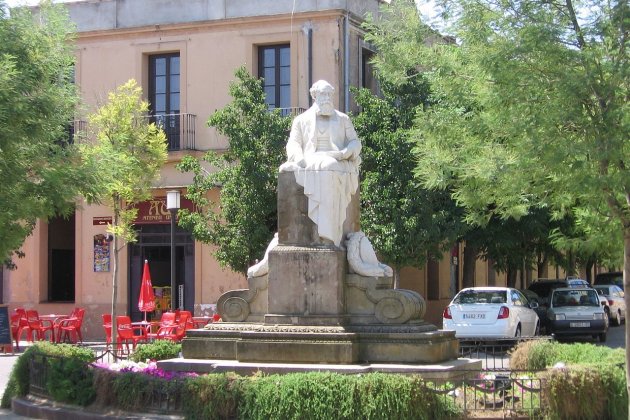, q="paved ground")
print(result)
[0,344,29,419]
